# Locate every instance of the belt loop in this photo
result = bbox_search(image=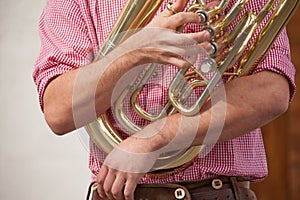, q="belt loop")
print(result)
[230,177,241,200]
